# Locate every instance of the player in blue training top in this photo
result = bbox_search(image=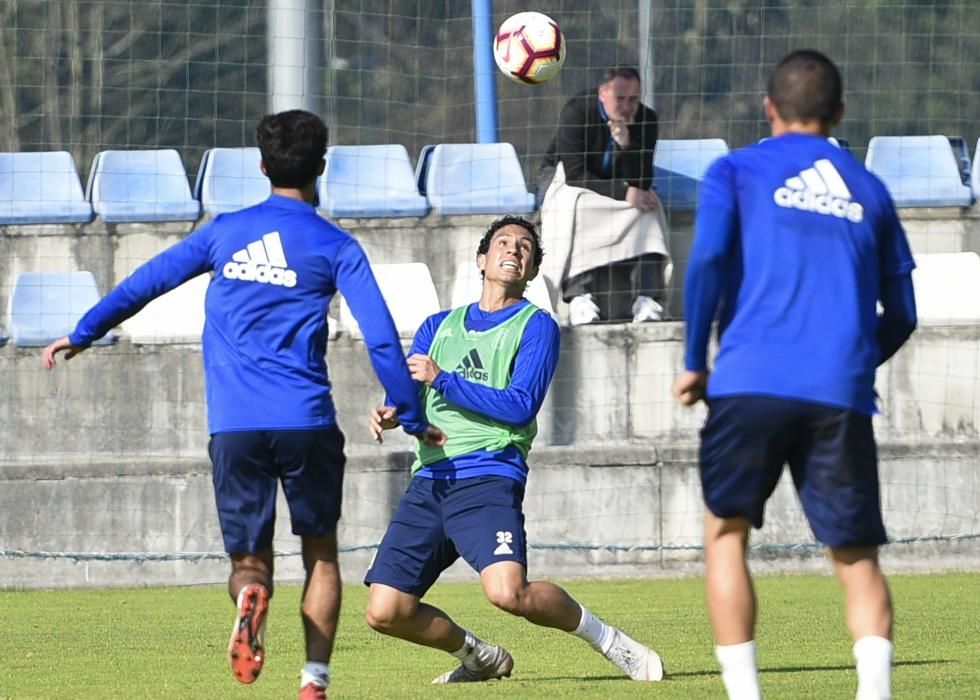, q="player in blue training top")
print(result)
[673,51,917,700]
[41,110,444,700]
[363,216,665,685]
